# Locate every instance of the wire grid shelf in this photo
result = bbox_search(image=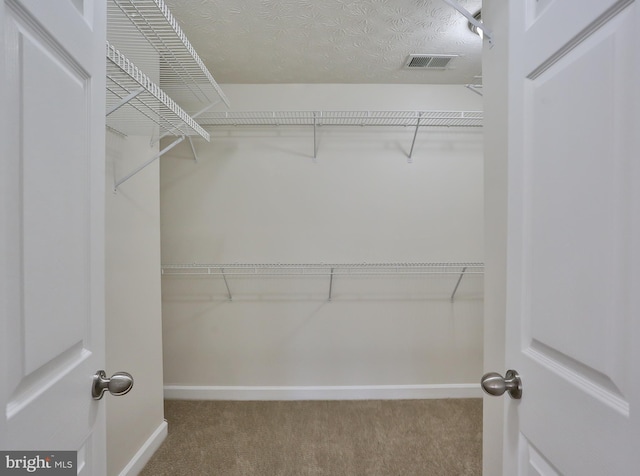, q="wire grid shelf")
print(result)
[197,111,483,127]
[161,263,484,302]
[161,262,484,277]
[106,42,210,139]
[107,0,229,113]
